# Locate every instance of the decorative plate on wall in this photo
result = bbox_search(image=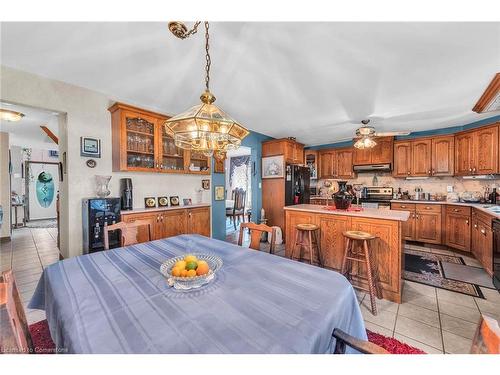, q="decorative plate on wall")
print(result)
[170,196,180,206]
